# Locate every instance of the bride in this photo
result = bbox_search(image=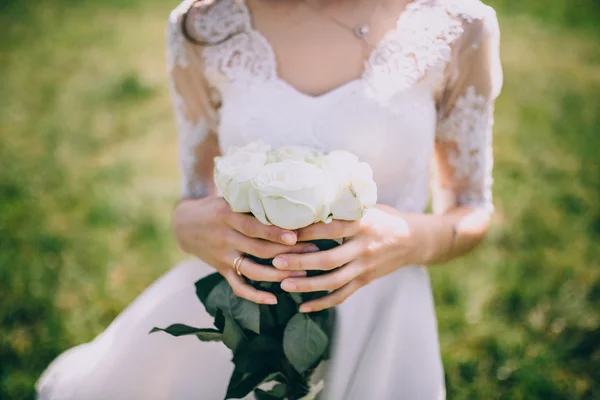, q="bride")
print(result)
[37,0,502,398]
